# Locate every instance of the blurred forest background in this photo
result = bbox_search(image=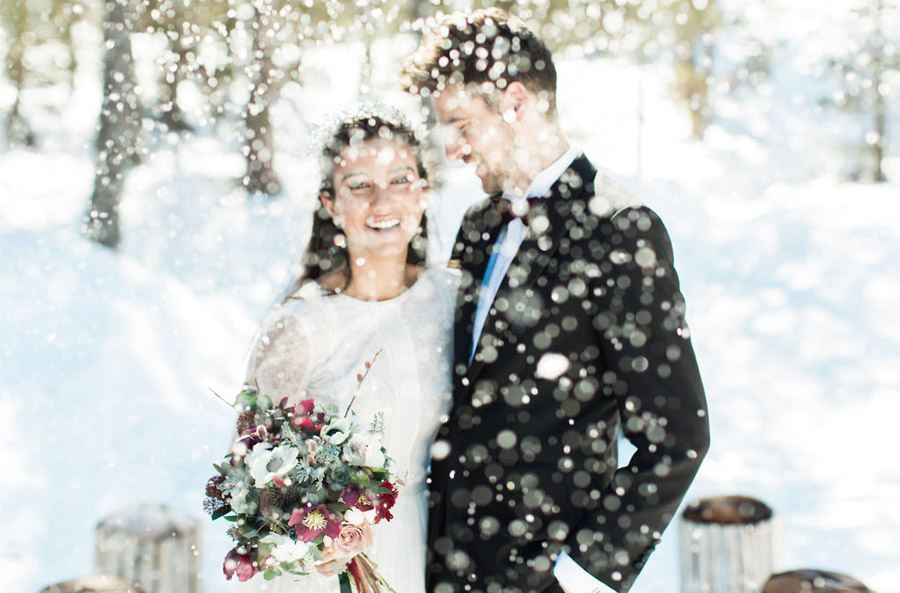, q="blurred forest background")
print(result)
[1,0,898,592]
